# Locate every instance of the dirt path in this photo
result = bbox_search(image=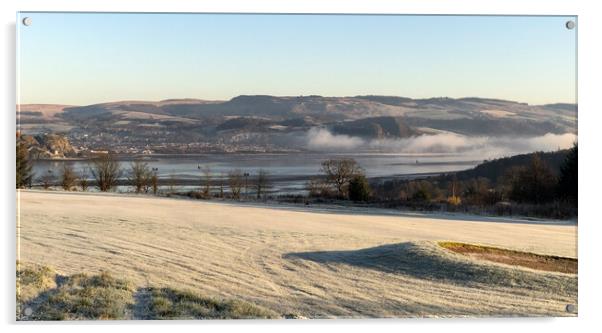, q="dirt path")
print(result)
[17,190,577,317]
